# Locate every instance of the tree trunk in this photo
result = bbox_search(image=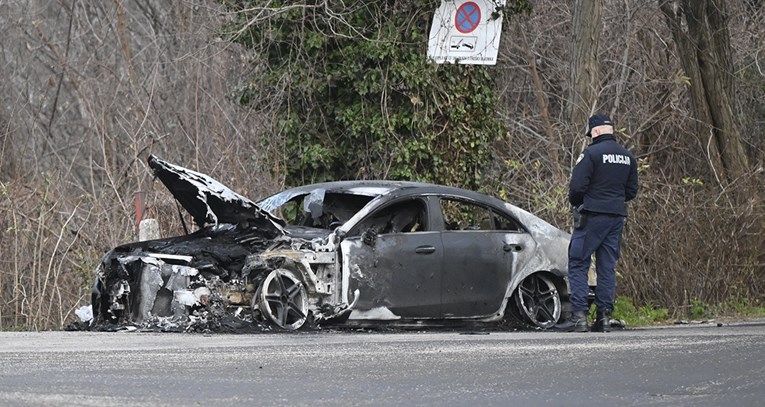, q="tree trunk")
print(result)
[520,27,563,181]
[660,0,750,186]
[567,0,603,138]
